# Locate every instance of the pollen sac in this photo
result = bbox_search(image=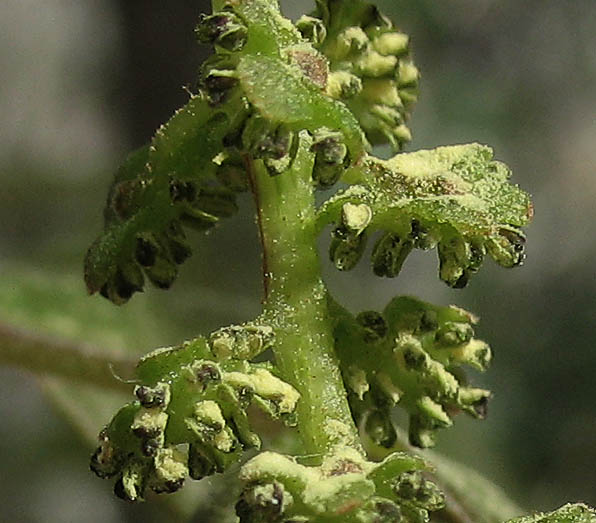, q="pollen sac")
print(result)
[356,311,388,342]
[329,225,368,271]
[202,67,239,105]
[372,232,414,278]
[195,11,248,52]
[311,128,348,188]
[486,226,526,268]
[365,408,397,448]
